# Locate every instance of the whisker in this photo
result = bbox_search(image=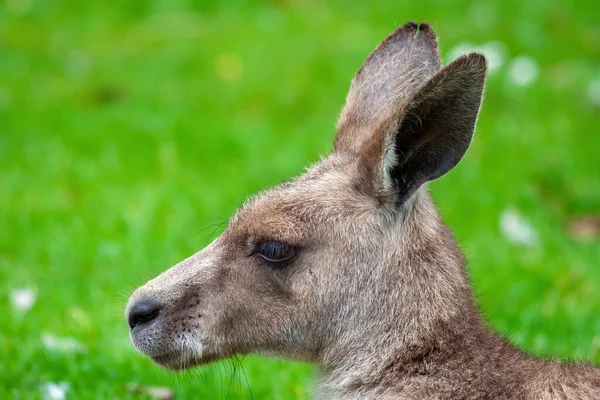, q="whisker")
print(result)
[224,358,238,399]
[236,355,254,400]
[186,220,229,252]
